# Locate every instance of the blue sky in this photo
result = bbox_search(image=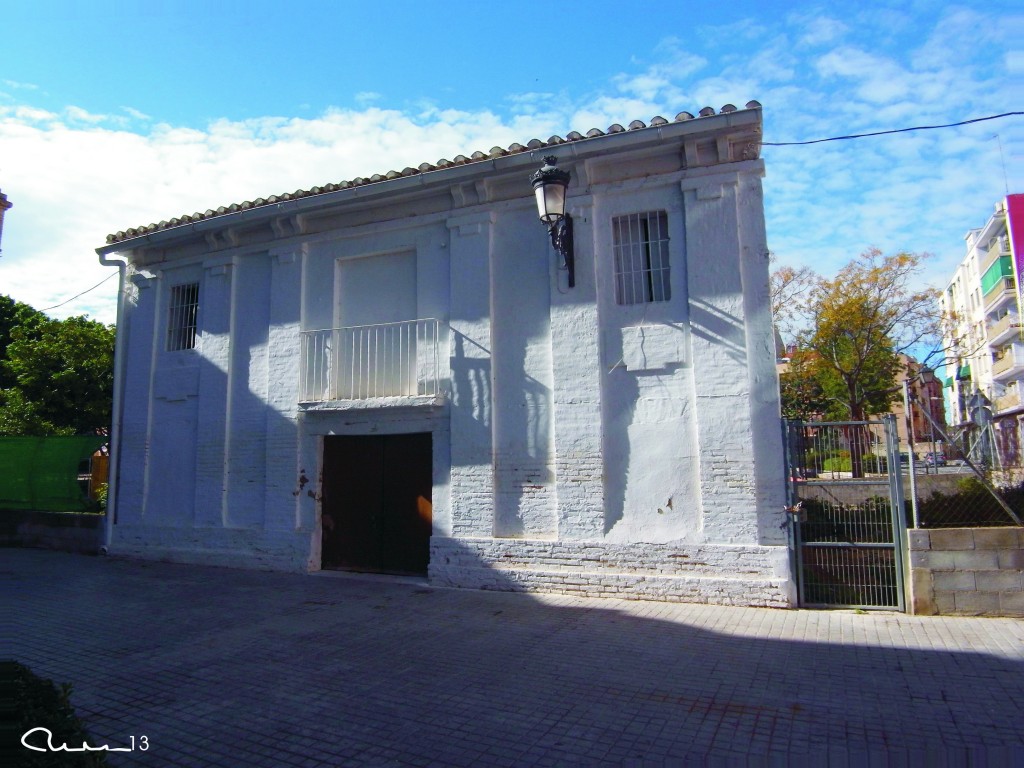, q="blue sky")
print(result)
[1,0,1021,324]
